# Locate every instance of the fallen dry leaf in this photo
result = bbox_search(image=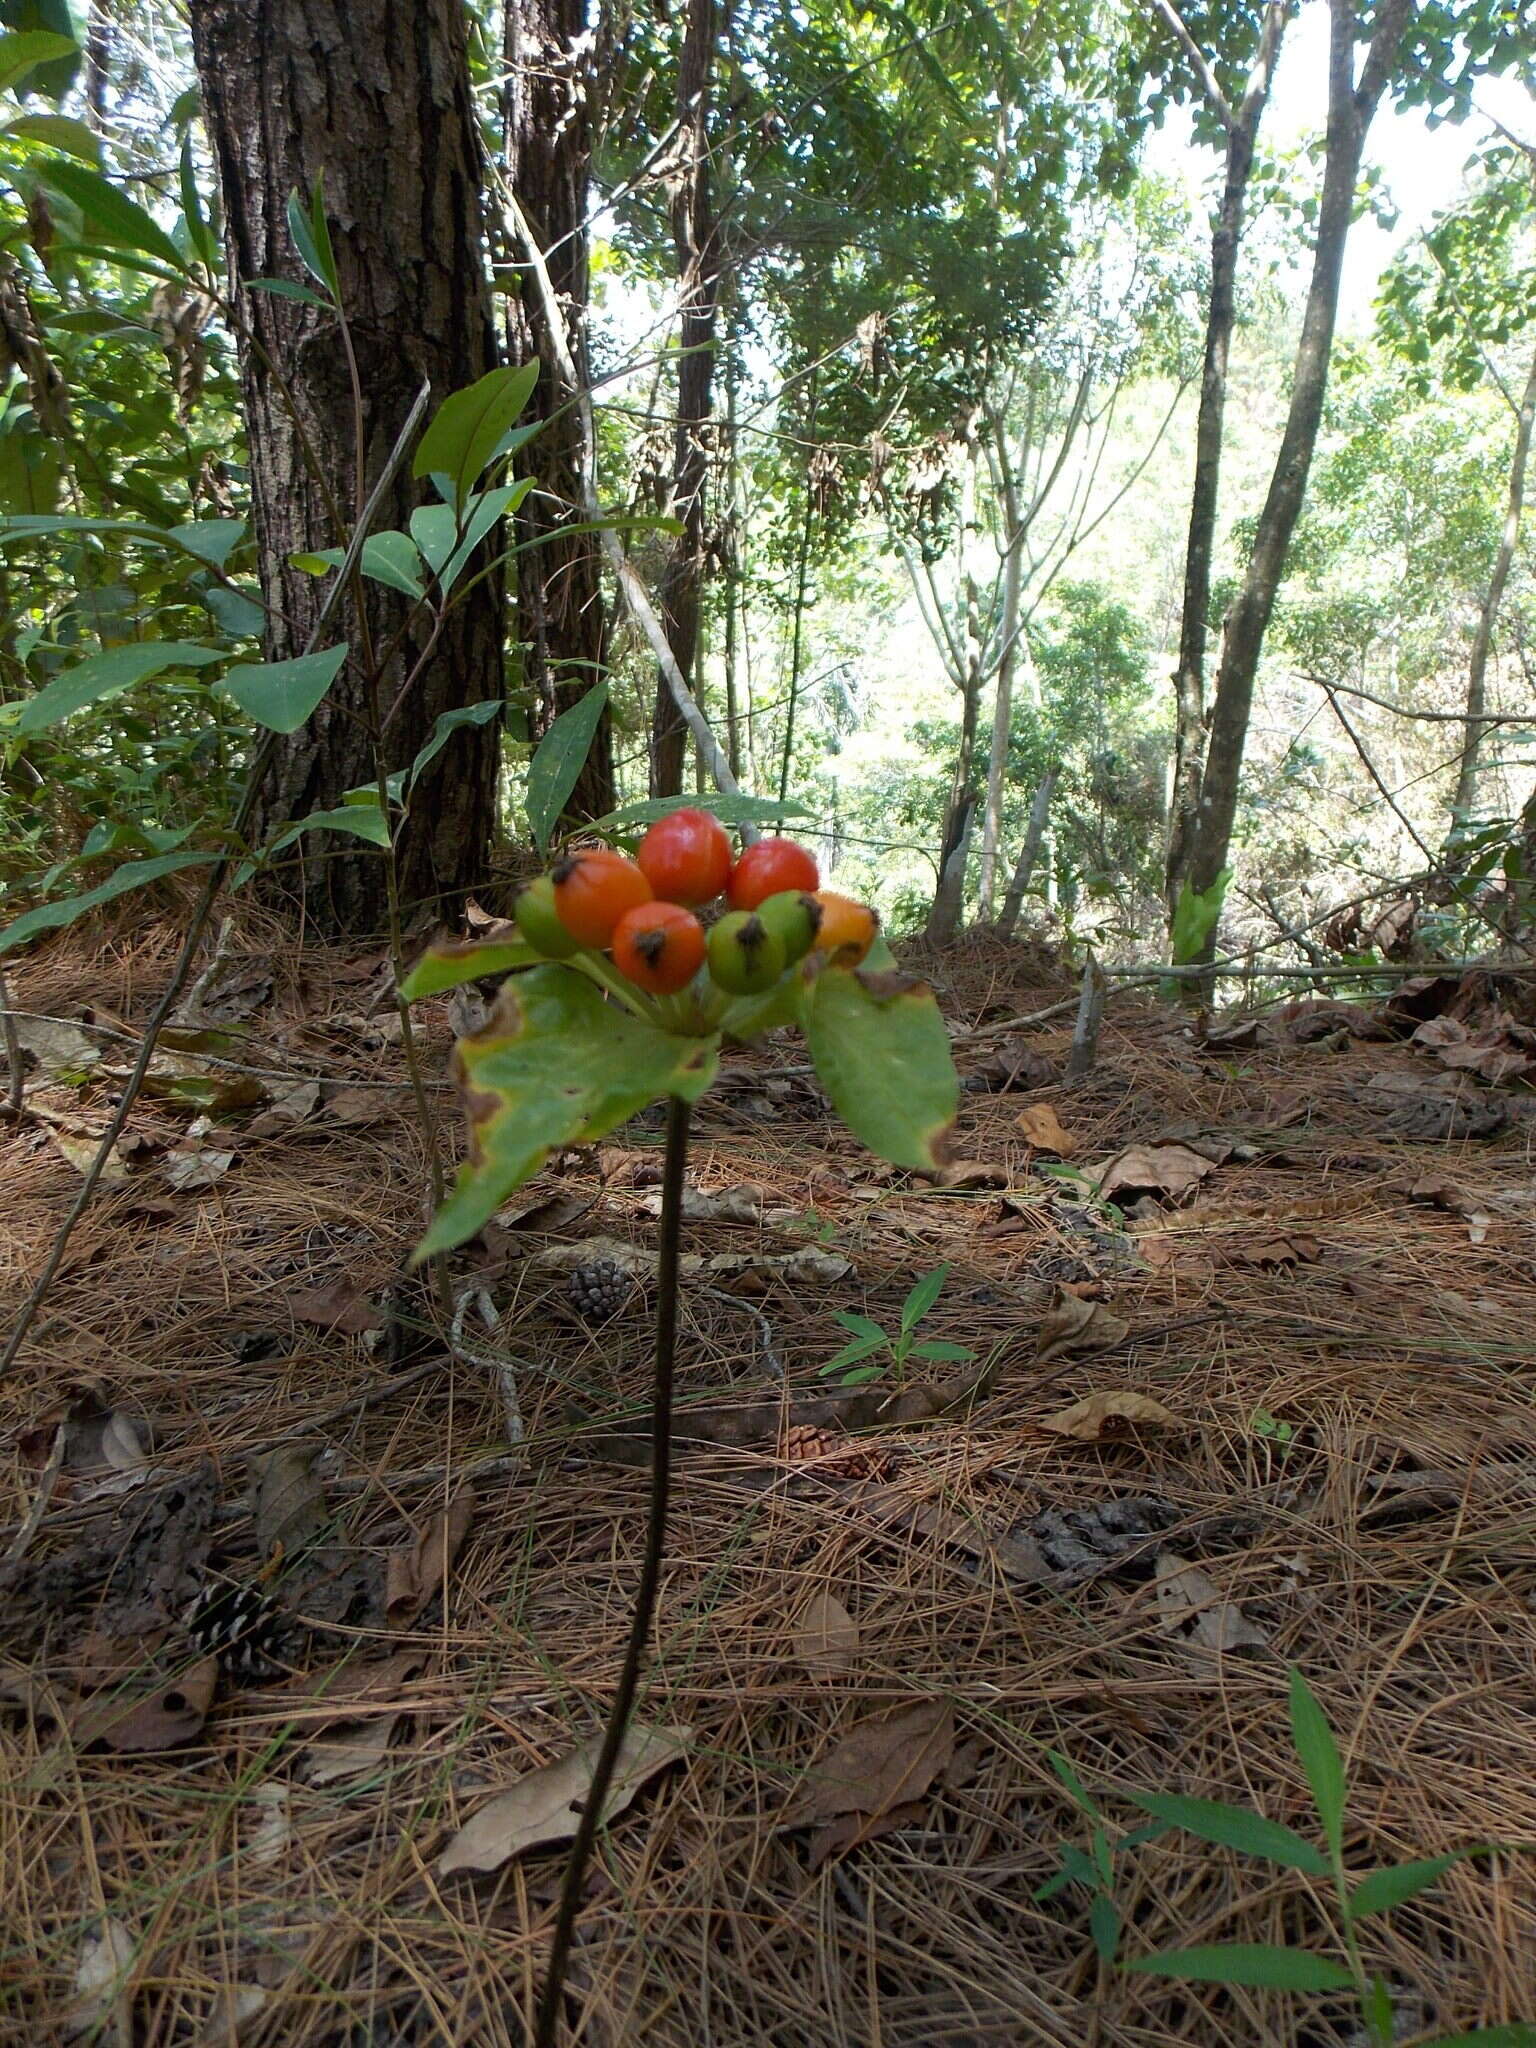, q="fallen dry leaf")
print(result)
[780,1699,957,1868]
[324,1084,394,1125]
[249,1445,329,1558]
[641,1183,764,1224]
[246,1079,320,1137]
[286,1279,386,1336]
[1035,1286,1130,1364]
[386,1486,474,1627]
[928,1158,1008,1190]
[193,1985,269,2046]
[439,1722,691,1875]
[859,1486,1053,1585]
[50,1129,128,1181]
[1091,1142,1217,1205]
[71,1658,219,1751]
[1017,1102,1078,1156]
[1039,1389,1181,1443]
[165,1147,235,1192]
[793,1591,861,1677]
[300,1649,427,1787]
[64,1918,135,2043]
[243,1783,291,1871]
[1155,1553,1270,1654]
